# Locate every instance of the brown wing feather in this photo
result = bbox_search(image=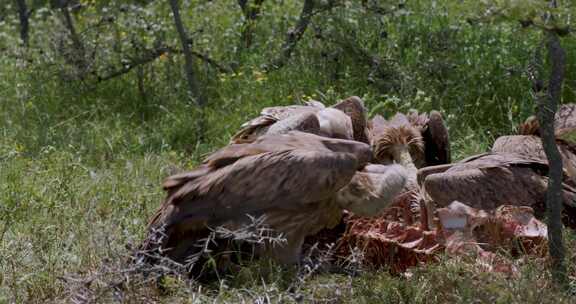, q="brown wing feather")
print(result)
[424,166,549,210]
[266,112,320,136]
[146,149,359,260]
[331,96,370,143]
[492,135,576,183]
[491,135,544,158]
[417,163,455,187]
[555,103,576,143]
[422,110,451,166]
[516,104,576,140]
[231,105,321,143]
